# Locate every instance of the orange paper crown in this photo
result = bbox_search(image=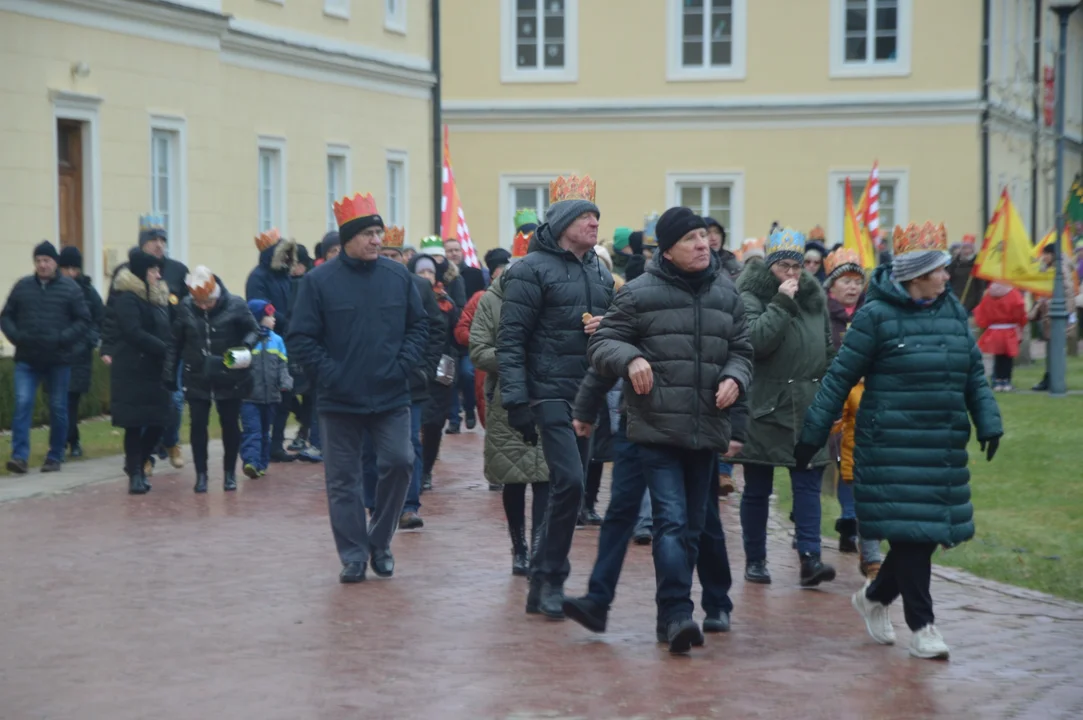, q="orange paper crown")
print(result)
[808,225,826,242]
[512,230,534,258]
[185,265,219,303]
[255,228,280,252]
[384,226,405,249]
[333,193,379,228]
[824,247,863,276]
[892,222,948,257]
[549,175,596,204]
